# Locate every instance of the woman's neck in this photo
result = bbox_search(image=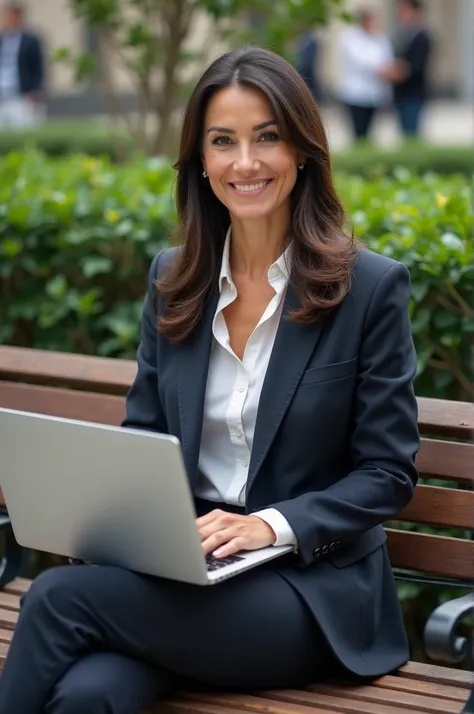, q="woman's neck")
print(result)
[229,216,290,281]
